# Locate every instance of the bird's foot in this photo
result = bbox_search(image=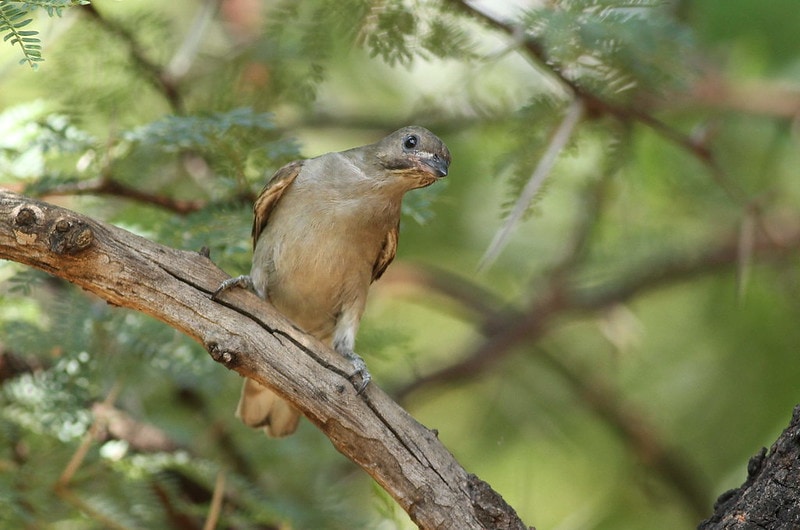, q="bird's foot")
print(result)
[343,350,371,394]
[212,275,255,301]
